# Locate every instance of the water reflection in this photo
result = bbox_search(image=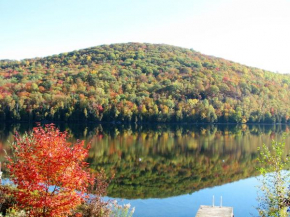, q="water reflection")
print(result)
[0,123,289,199]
